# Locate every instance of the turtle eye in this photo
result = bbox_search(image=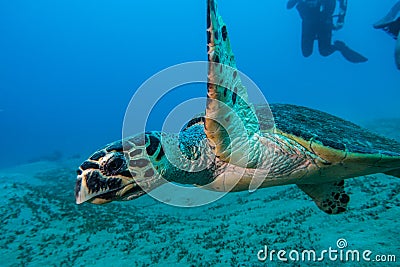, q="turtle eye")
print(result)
[103,153,126,176]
